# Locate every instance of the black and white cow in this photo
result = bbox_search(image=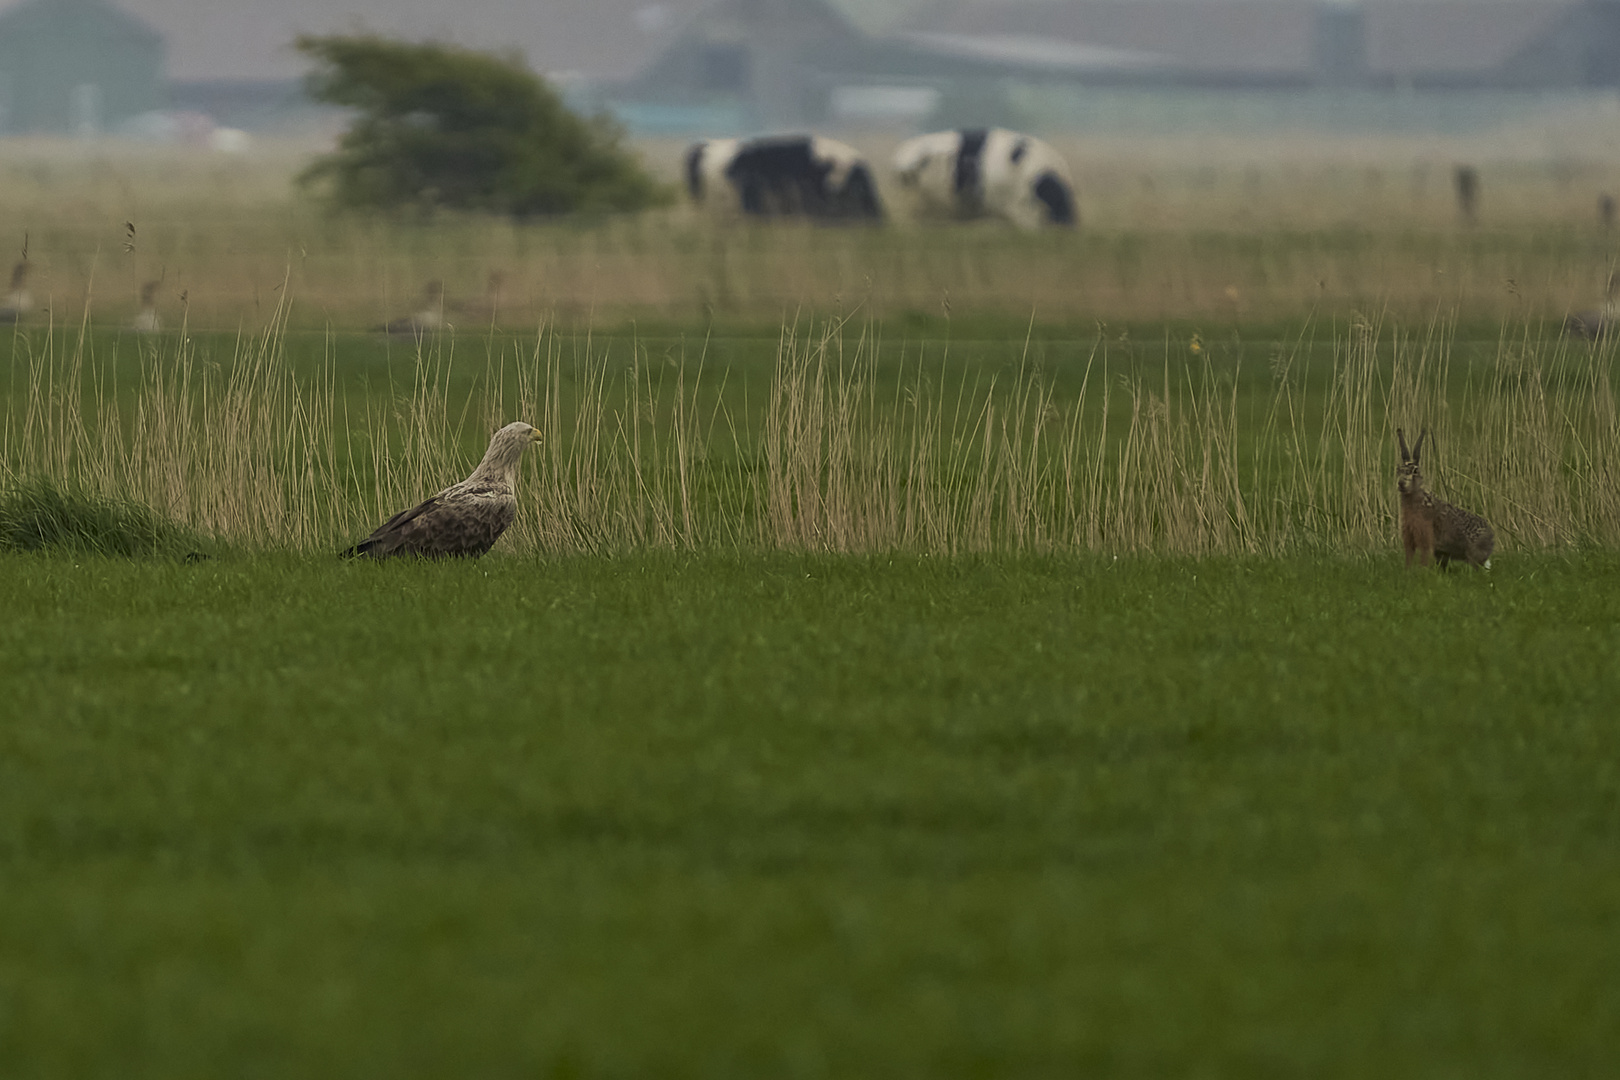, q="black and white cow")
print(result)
[892,128,1076,230]
[685,135,884,222]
